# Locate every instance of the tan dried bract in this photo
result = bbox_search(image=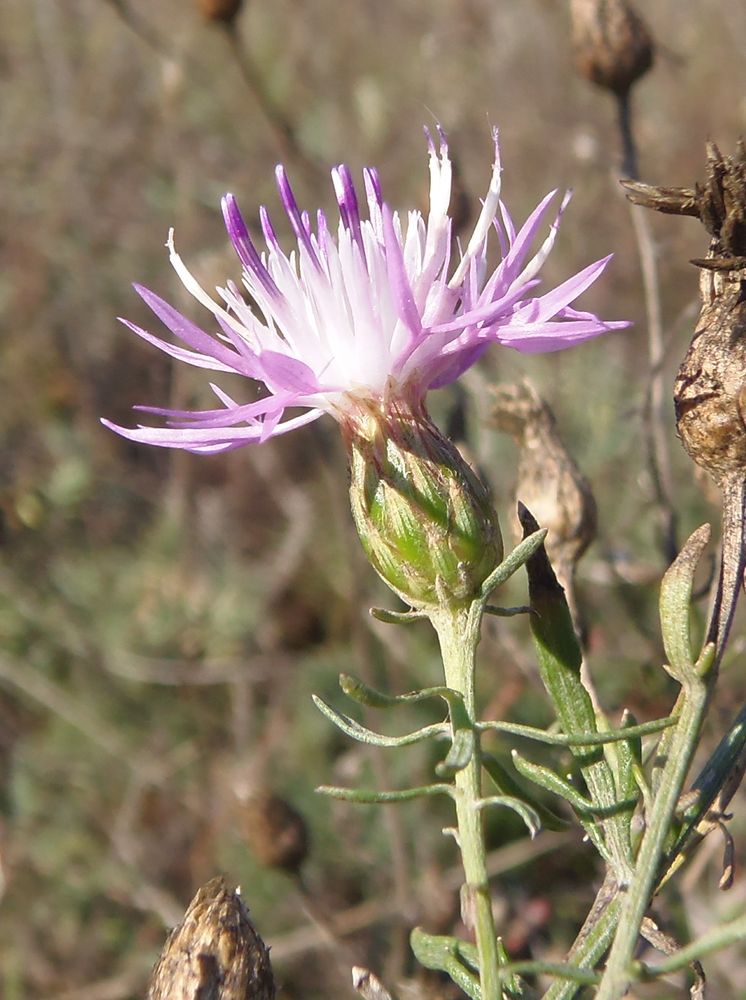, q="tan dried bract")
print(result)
[570,0,654,96]
[146,876,275,1000]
